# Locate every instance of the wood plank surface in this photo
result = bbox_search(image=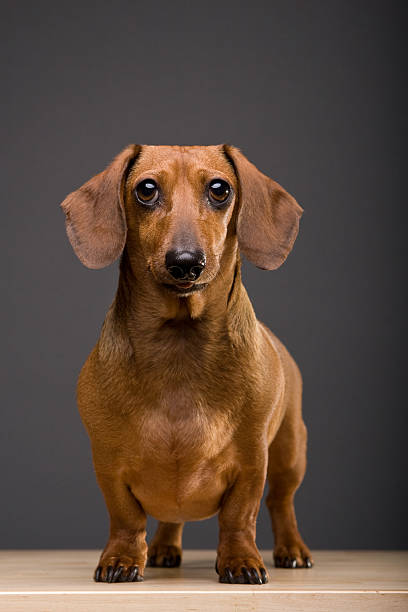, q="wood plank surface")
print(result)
[0,550,407,611]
